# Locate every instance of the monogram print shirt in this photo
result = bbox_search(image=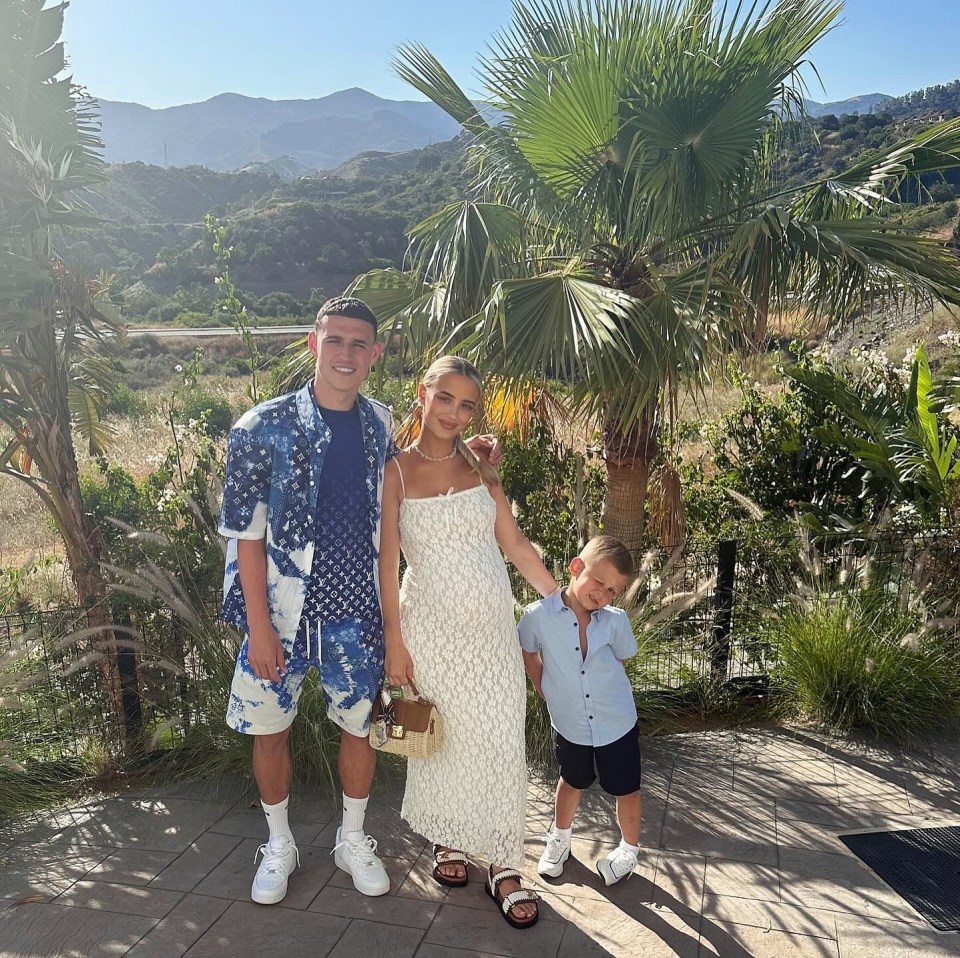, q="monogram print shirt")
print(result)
[218,383,396,649]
